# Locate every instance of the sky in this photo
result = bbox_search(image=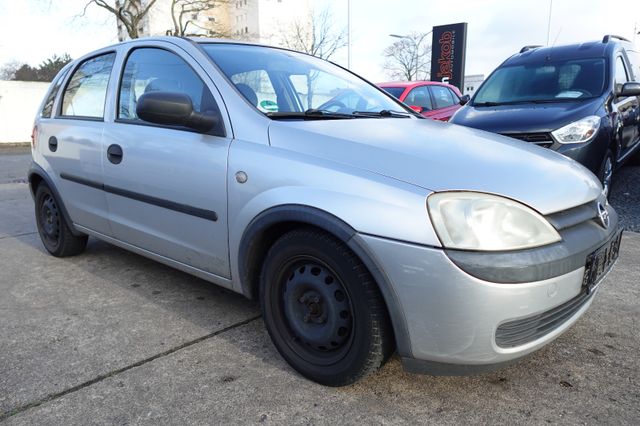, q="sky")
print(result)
[0,0,638,82]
